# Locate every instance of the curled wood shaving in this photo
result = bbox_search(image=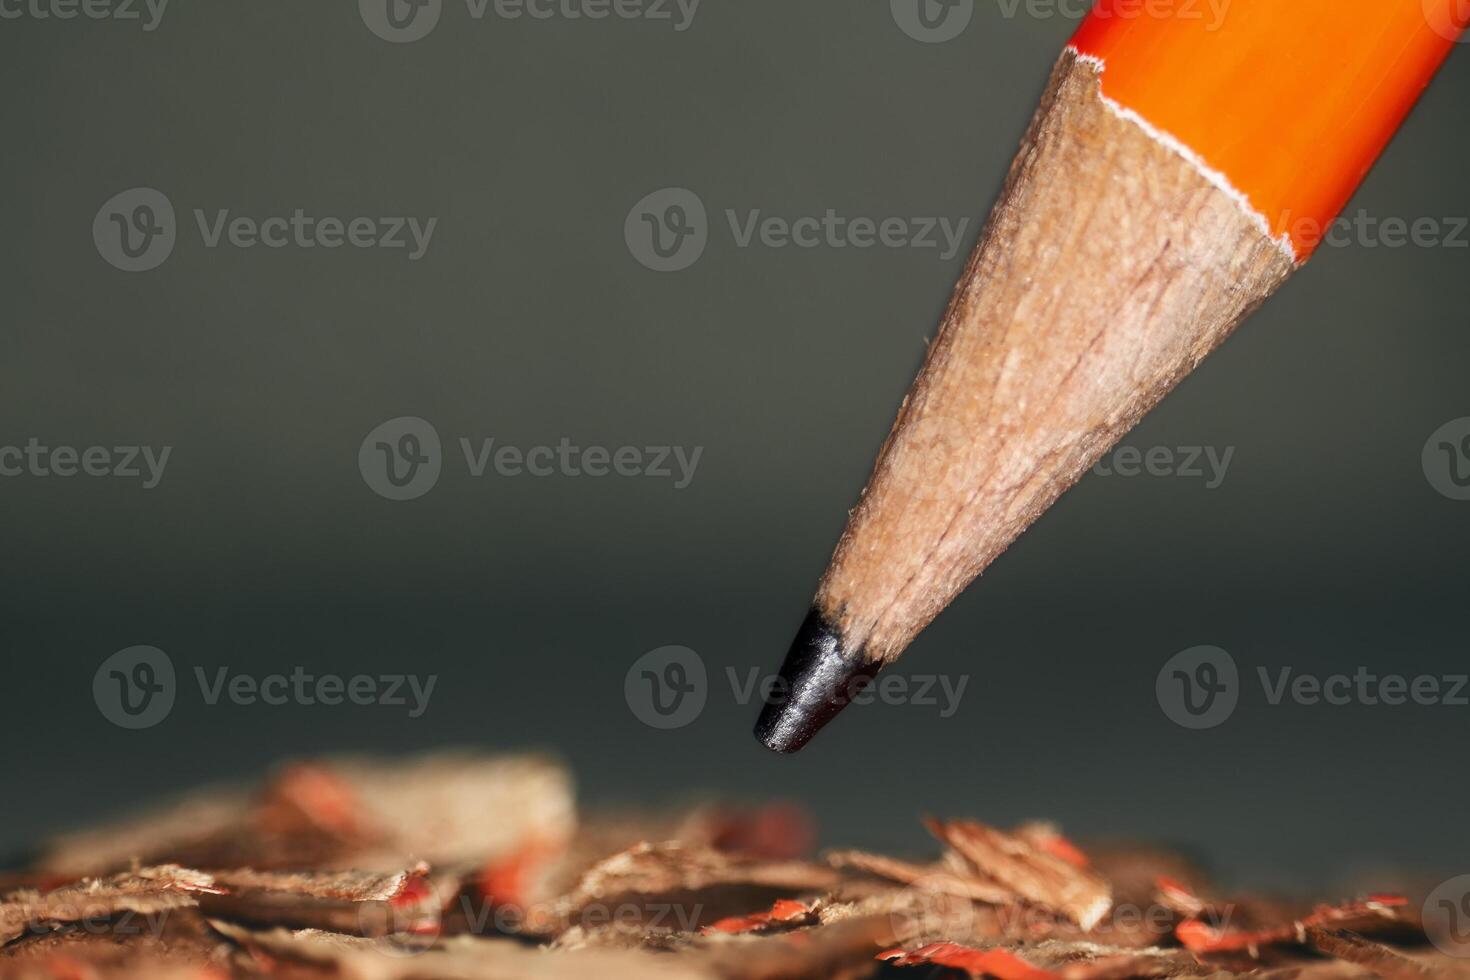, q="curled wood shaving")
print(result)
[1176,895,1411,954]
[880,940,1211,980]
[825,849,1015,905]
[209,868,419,904]
[197,866,442,937]
[210,920,714,980]
[1,867,222,946]
[7,756,1458,980]
[1304,928,1459,980]
[565,842,839,900]
[926,819,1114,930]
[36,753,575,880]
